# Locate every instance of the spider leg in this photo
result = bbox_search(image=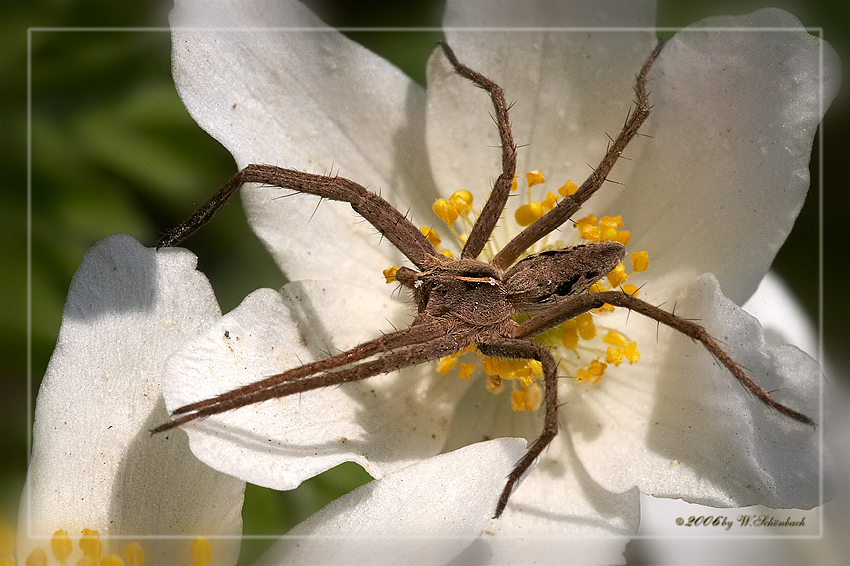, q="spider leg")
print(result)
[492,41,665,269]
[477,339,559,518]
[513,290,815,426]
[153,329,467,433]
[439,43,517,261]
[158,164,443,271]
